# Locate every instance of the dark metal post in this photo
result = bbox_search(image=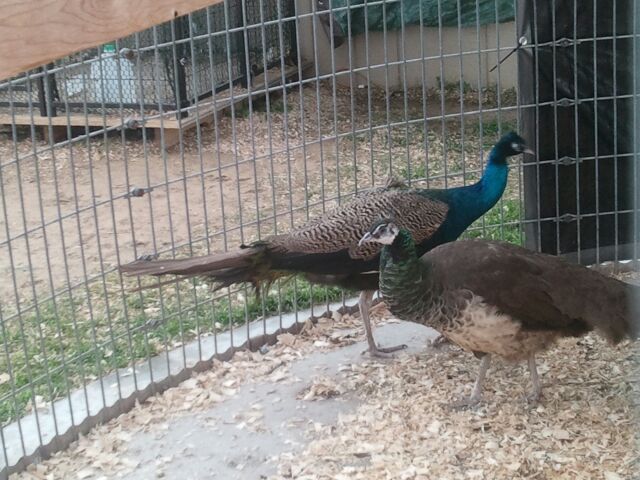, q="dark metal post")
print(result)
[37,64,57,117]
[287,0,299,65]
[519,0,635,264]
[175,16,190,119]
